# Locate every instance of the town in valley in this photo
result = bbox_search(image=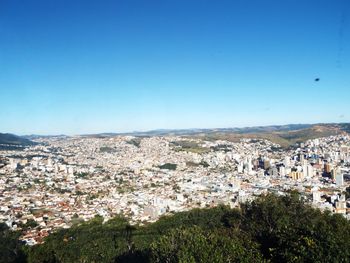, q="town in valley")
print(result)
[0,128,349,245]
